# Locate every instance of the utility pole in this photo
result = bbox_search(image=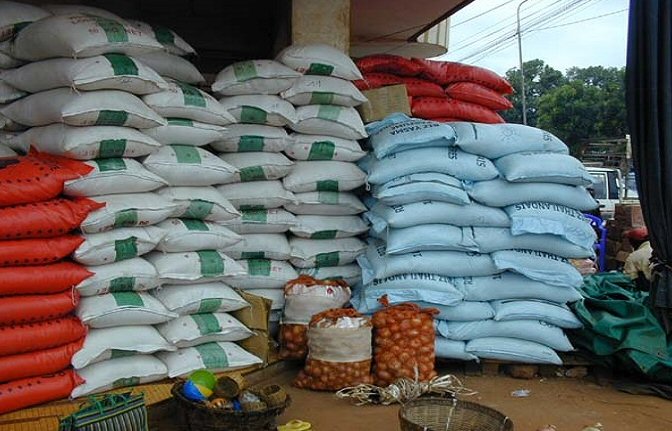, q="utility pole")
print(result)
[517,0,530,125]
